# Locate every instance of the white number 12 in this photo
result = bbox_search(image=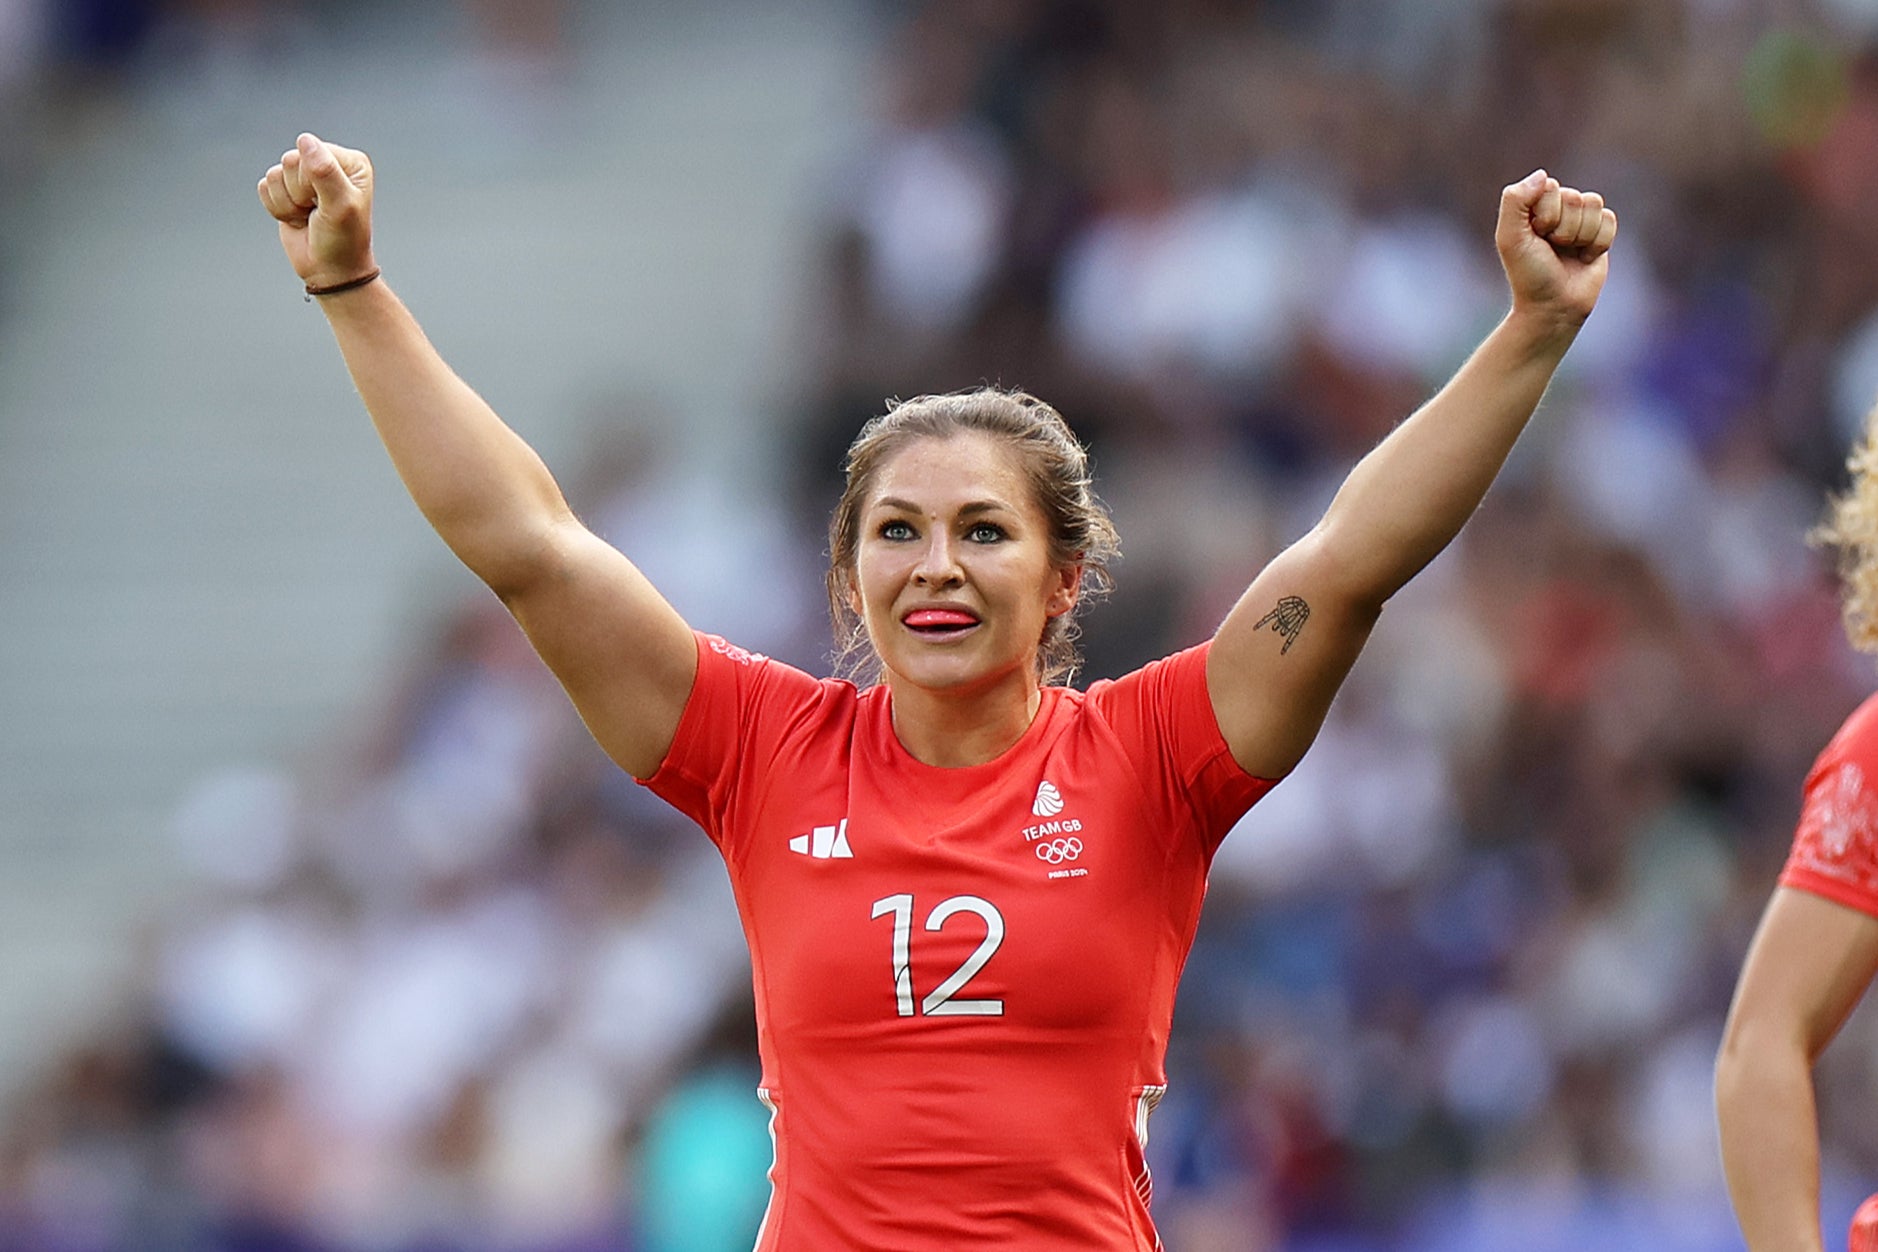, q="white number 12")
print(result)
[870,893,1005,1017]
